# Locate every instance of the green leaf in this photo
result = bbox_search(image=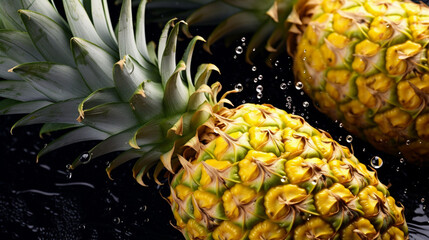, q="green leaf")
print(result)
[21,0,68,29]
[19,10,75,66]
[0,80,47,101]
[39,123,80,135]
[118,0,147,67]
[157,18,175,77]
[37,126,110,160]
[133,148,162,186]
[0,100,51,115]
[130,80,164,123]
[135,0,149,60]
[160,20,183,87]
[182,35,205,91]
[78,88,121,114]
[194,63,220,89]
[186,1,239,25]
[0,55,21,80]
[12,99,83,130]
[106,148,147,179]
[91,0,118,51]
[114,55,160,101]
[223,0,274,11]
[0,1,25,30]
[163,60,189,115]
[63,0,116,56]
[0,30,43,63]
[205,11,266,53]
[88,127,139,159]
[71,37,116,91]
[129,121,164,149]
[79,102,139,134]
[12,62,91,101]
